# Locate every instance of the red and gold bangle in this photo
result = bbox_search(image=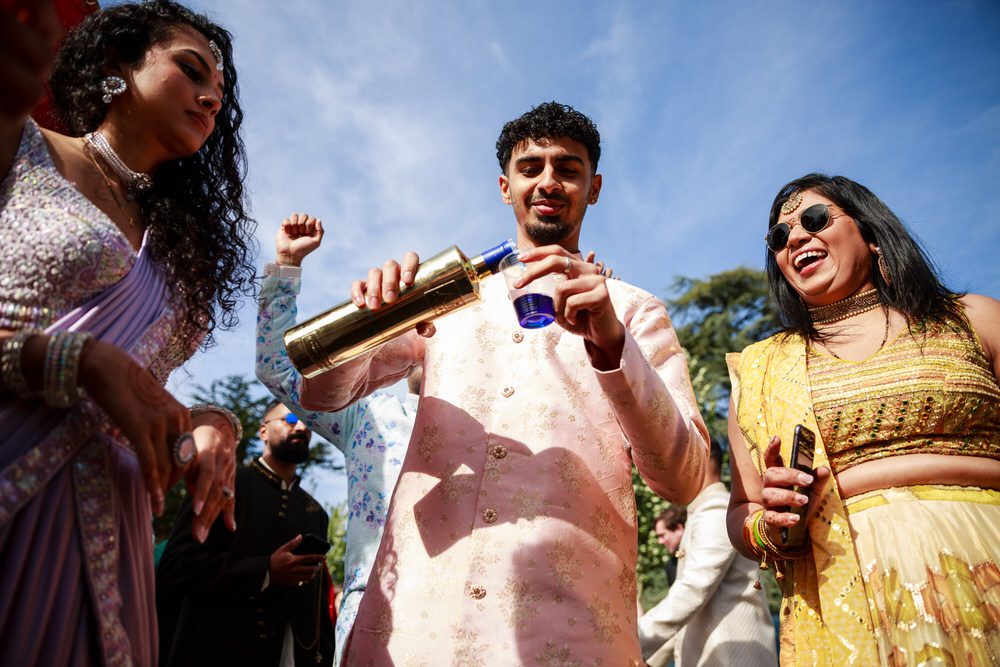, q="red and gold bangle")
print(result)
[743,509,767,559]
